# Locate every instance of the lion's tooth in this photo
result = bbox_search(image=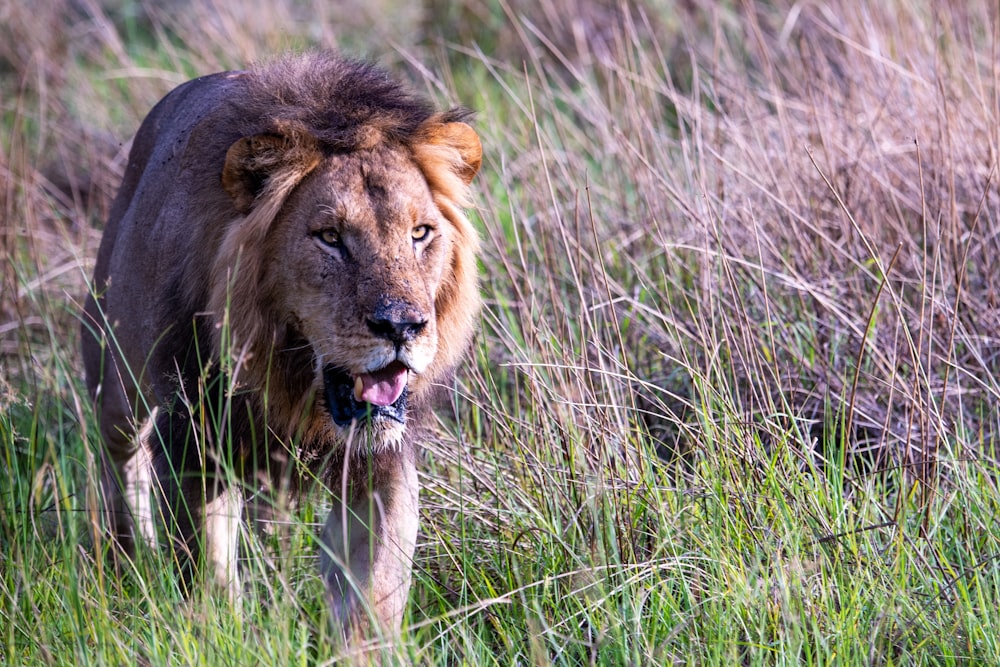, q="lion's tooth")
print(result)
[354,376,364,403]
